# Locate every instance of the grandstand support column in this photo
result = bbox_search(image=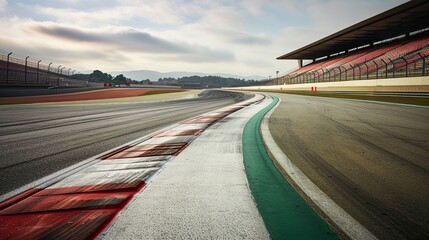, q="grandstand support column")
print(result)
[363,62,369,79]
[373,61,379,79]
[6,52,12,83]
[381,59,388,78]
[338,67,341,81]
[350,64,355,80]
[417,53,425,76]
[328,68,335,82]
[338,67,343,81]
[388,58,395,78]
[321,68,326,82]
[37,60,41,84]
[298,59,303,68]
[401,57,408,77]
[357,64,362,80]
[341,66,347,81]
